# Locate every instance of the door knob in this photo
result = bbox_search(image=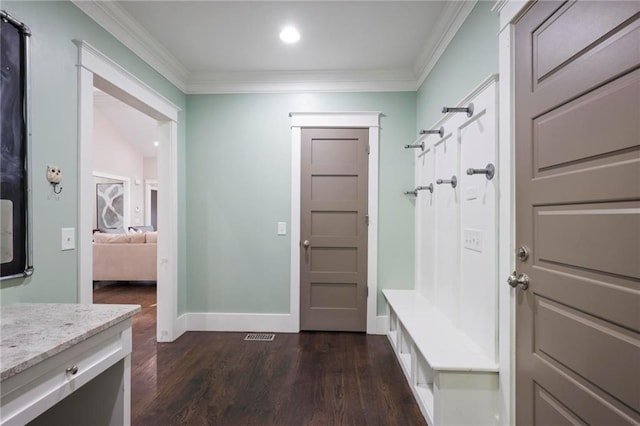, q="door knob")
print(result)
[507,271,529,290]
[303,240,310,249]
